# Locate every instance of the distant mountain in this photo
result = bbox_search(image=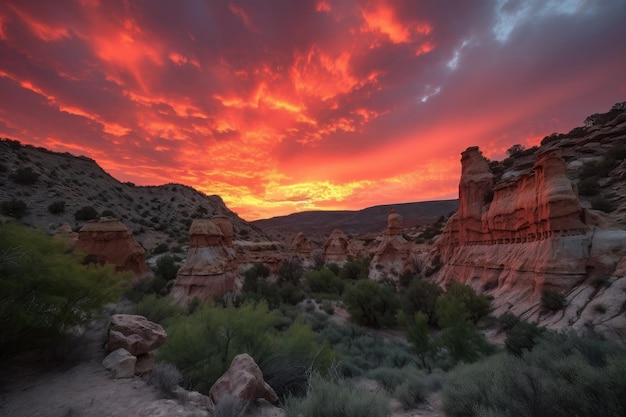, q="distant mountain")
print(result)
[0,139,268,250]
[251,200,458,238]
